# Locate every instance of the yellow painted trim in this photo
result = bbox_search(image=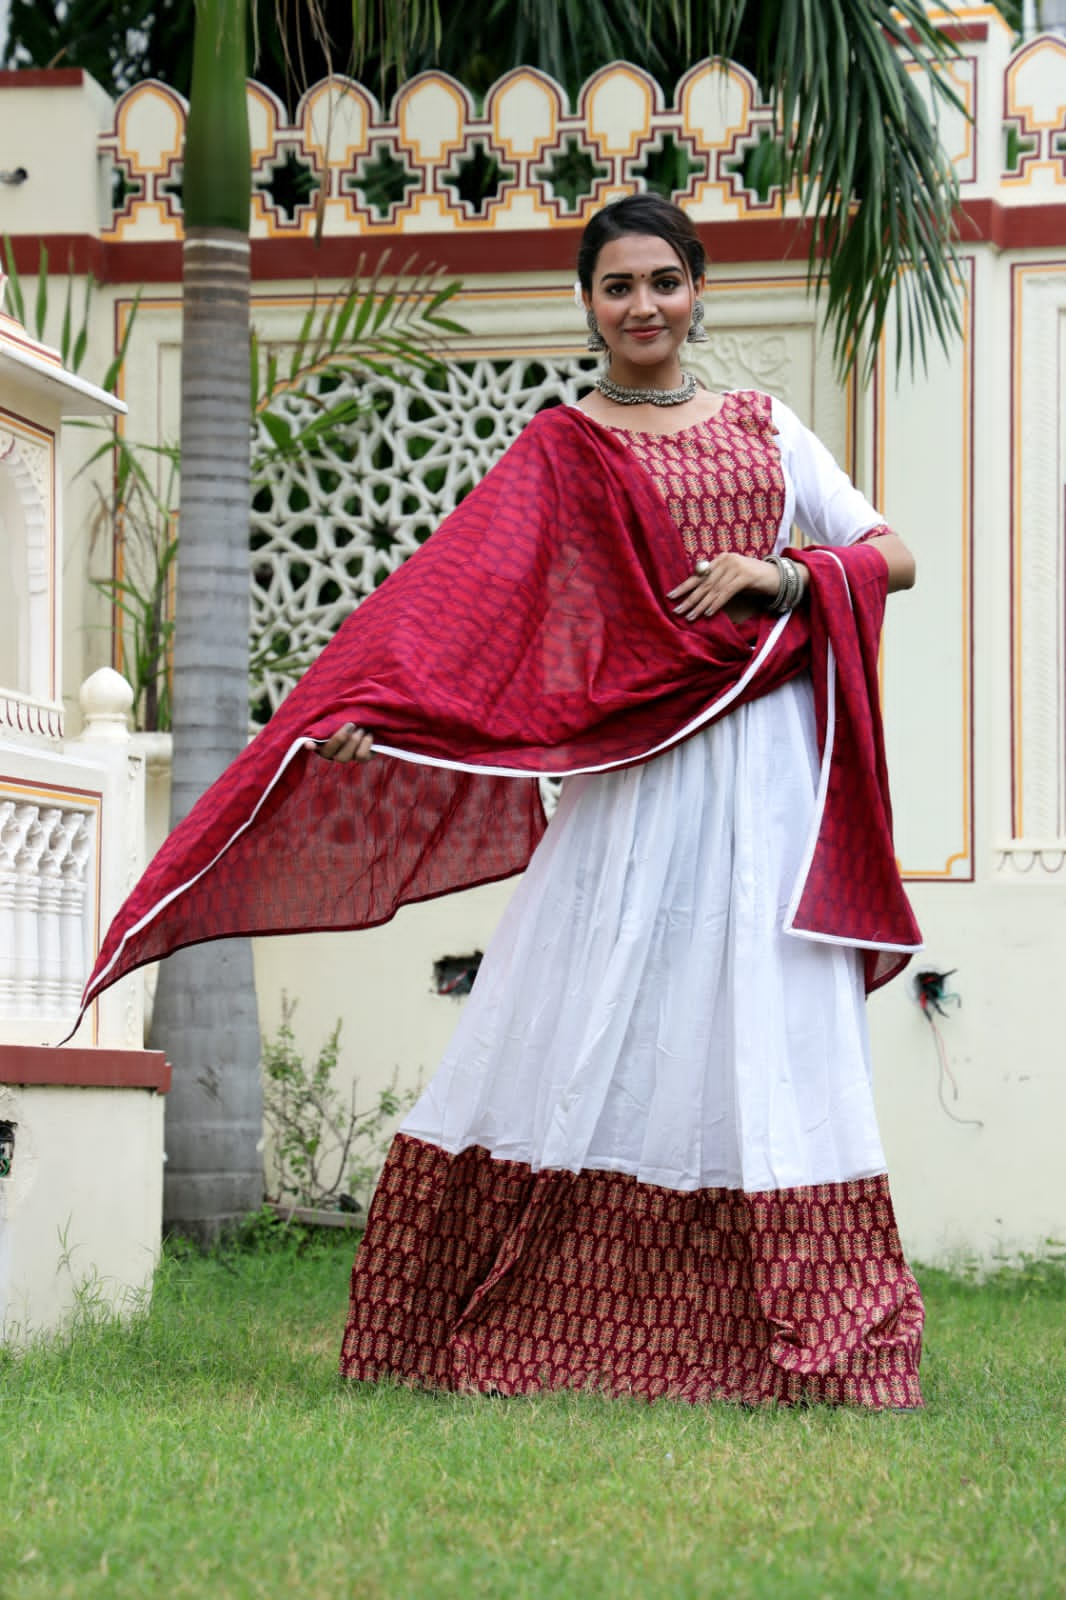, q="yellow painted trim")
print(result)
[245,81,281,164]
[957,261,974,875]
[870,279,973,882]
[1007,39,1066,131]
[585,66,654,159]
[490,70,560,163]
[1009,261,1066,835]
[300,77,373,166]
[397,76,468,164]
[116,83,184,175]
[104,201,183,244]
